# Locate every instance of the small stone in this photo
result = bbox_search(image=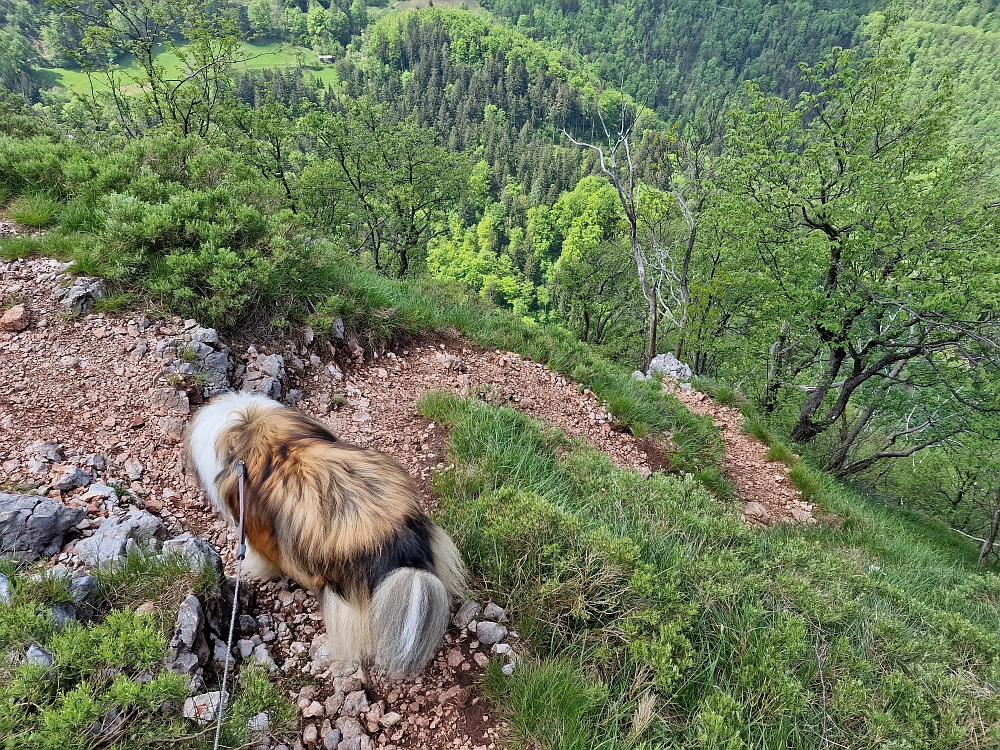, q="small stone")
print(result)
[183,691,229,725]
[342,690,368,717]
[473,652,489,666]
[334,716,363,740]
[475,621,508,646]
[303,724,319,744]
[492,642,513,656]
[452,600,481,628]
[26,643,53,668]
[379,712,402,728]
[248,711,270,734]
[0,304,29,332]
[124,458,144,480]
[50,465,91,491]
[502,662,516,676]
[324,692,344,716]
[59,355,81,368]
[303,701,324,718]
[482,603,506,622]
[0,573,11,604]
[324,729,341,750]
